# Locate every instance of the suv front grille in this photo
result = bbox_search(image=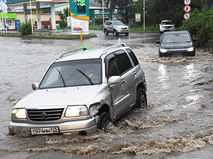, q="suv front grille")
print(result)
[27,109,64,121]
